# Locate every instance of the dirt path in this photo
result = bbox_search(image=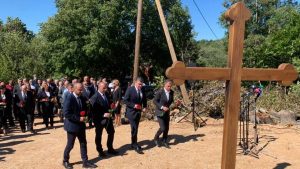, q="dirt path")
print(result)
[1,117,300,169]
